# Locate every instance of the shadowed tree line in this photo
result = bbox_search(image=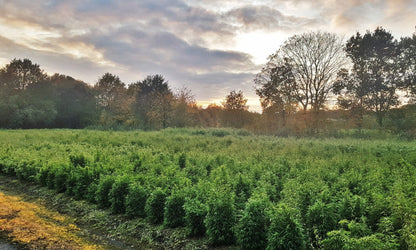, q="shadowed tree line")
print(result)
[0,59,253,130]
[0,28,416,134]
